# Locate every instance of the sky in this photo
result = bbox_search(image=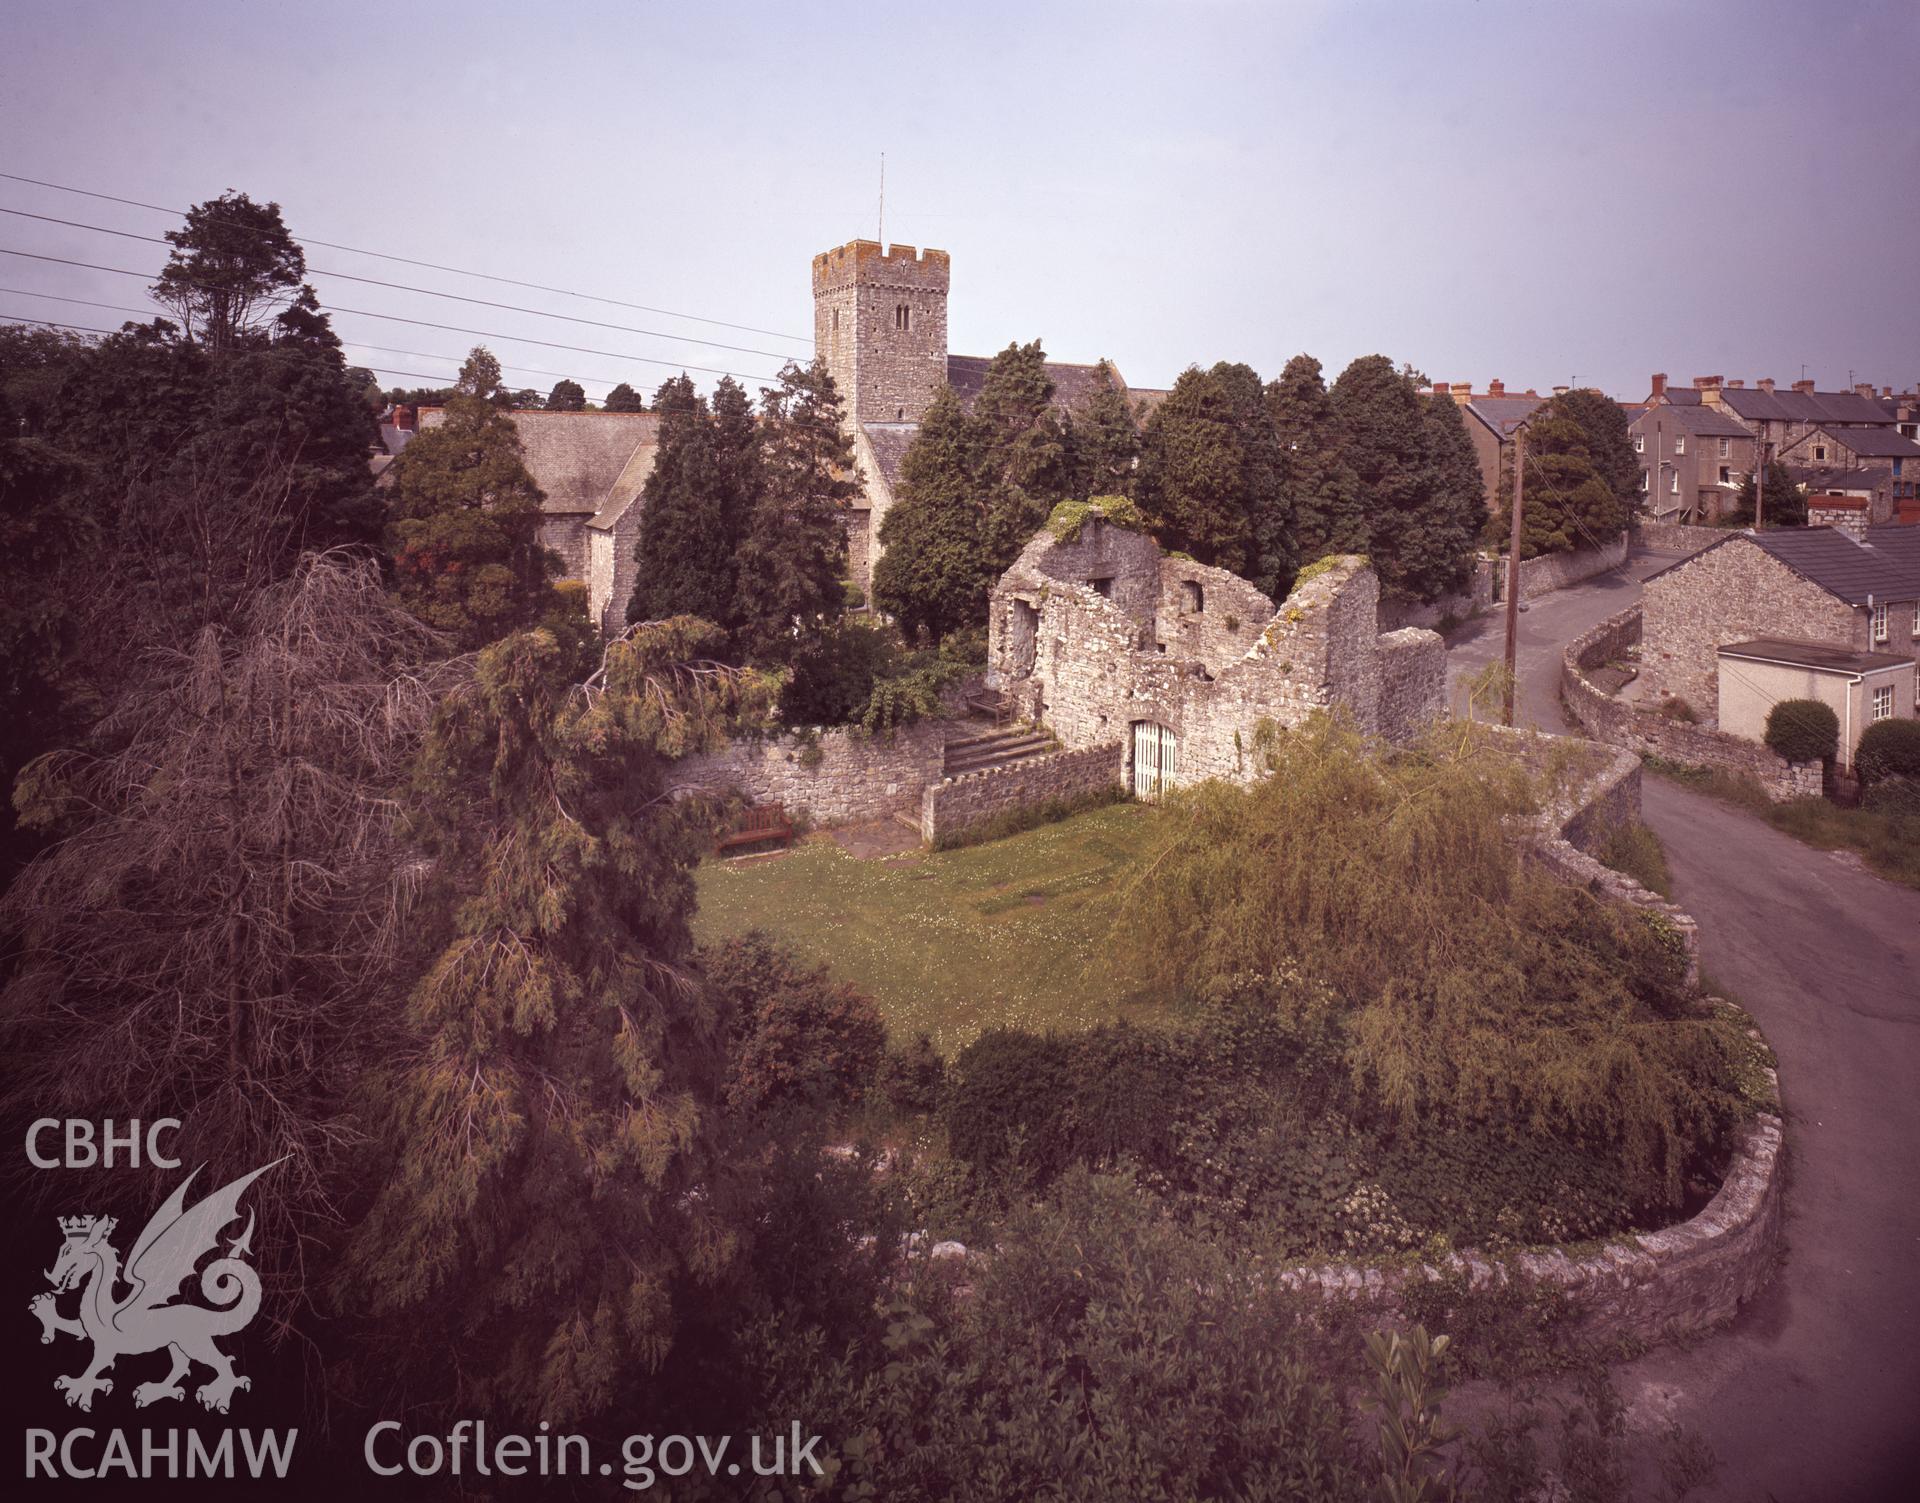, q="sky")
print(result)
[2,0,1916,404]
